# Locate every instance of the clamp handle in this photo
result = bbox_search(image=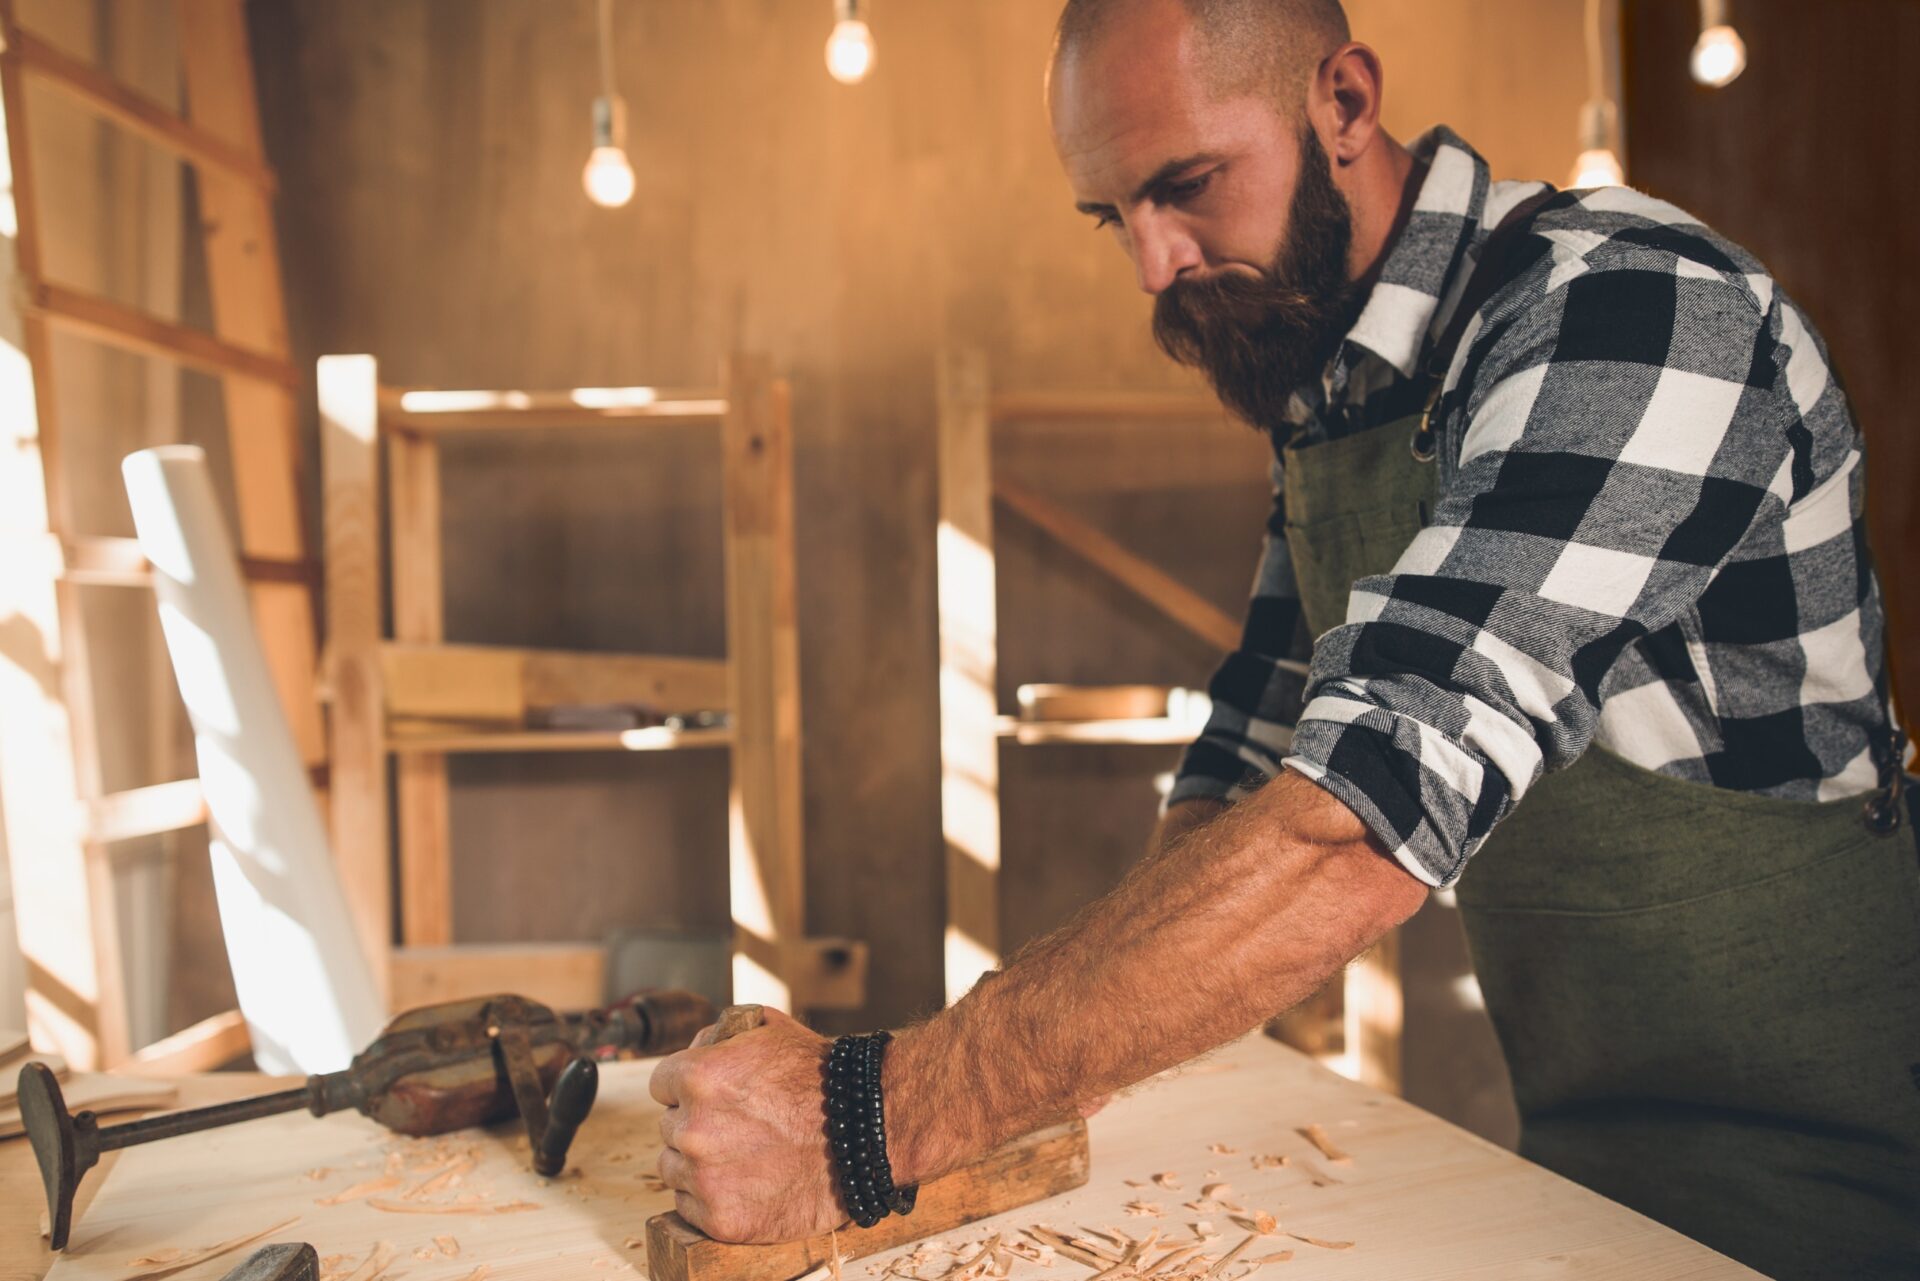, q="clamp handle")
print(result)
[534,1055,600,1177]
